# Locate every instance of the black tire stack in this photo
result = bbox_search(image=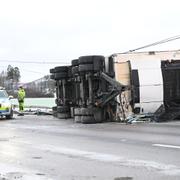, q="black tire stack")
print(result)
[50,66,73,119]
[73,56,106,123]
[71,59,80,107]
[50,55,113,123]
